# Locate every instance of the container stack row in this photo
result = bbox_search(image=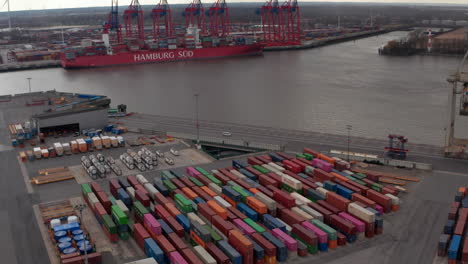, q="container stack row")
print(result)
[438,187,468,264]
[80,147,403,264]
